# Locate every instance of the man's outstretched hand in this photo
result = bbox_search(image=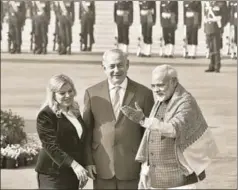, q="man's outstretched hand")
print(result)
[121,102,145,124]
